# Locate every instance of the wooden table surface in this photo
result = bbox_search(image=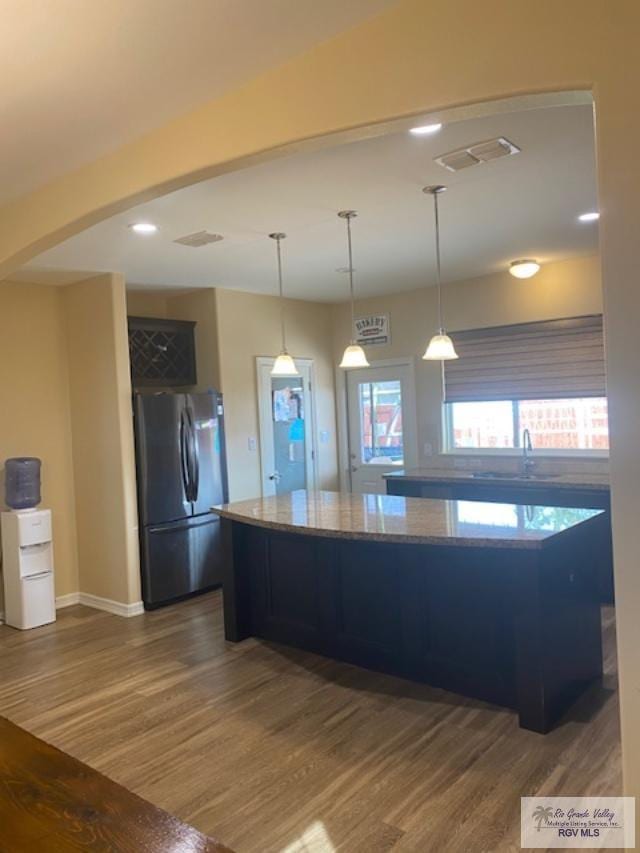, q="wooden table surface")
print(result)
[0,716,232,852]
